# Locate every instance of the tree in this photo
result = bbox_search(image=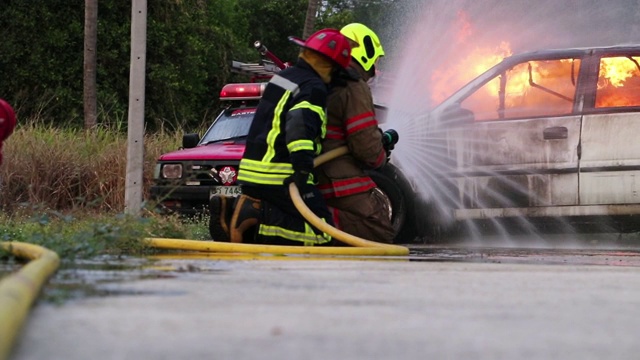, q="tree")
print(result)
[240,0,308,64]
[303,0,320,39]
[84,0,98,130]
